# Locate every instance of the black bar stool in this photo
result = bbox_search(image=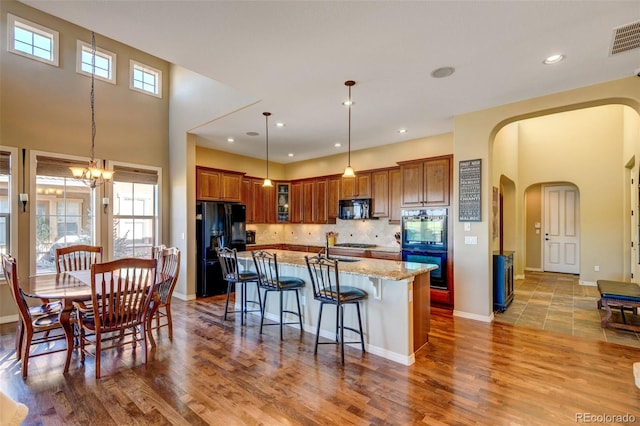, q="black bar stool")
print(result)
[305,255,366,364]
[216,247,262,325]
[251,250,304,340]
